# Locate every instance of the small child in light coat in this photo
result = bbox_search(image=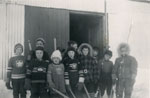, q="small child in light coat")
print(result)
[47,50,66,98]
